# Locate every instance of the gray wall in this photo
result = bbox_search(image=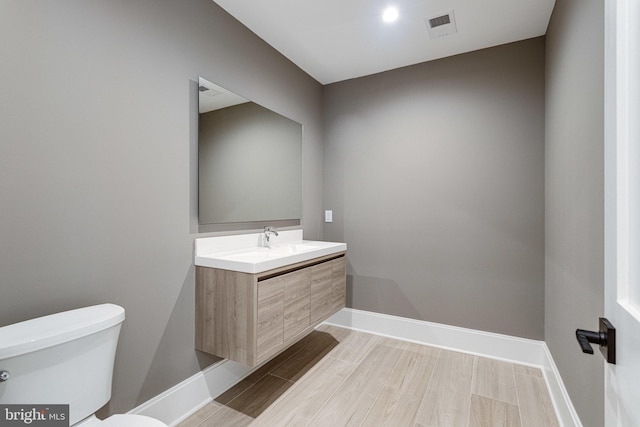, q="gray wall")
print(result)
[0,0,323,415]
[545,0,604,426]
[323,38,546,340]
